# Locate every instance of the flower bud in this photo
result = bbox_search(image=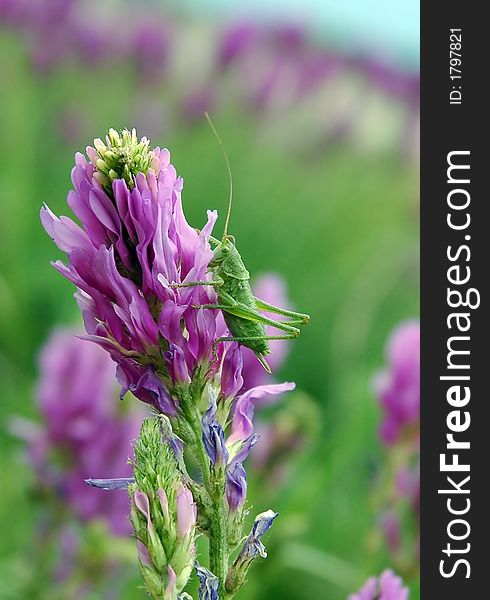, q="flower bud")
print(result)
[92,127,157,193]
[130,417,196,599]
